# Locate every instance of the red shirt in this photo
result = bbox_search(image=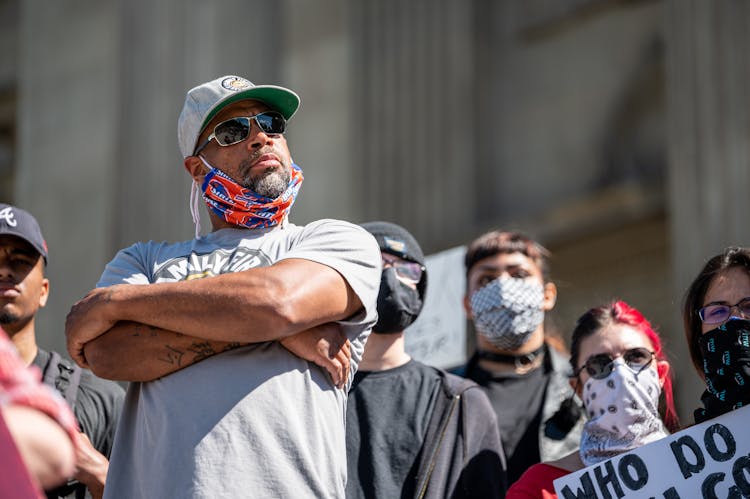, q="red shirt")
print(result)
[506,463,571,499]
